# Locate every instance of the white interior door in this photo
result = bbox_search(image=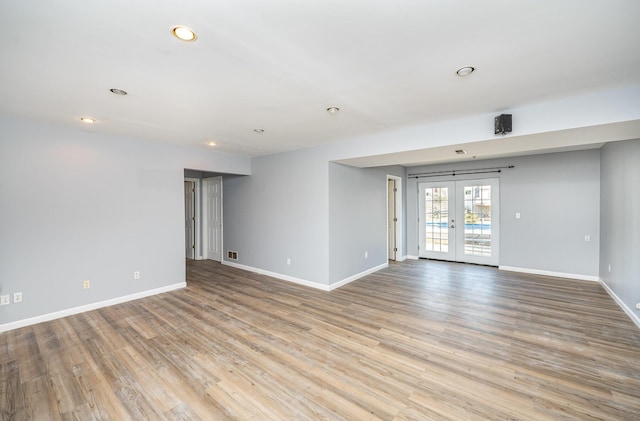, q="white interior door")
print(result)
[184,181,195,259]
[419,178,499,265]
[203,176,222,262]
